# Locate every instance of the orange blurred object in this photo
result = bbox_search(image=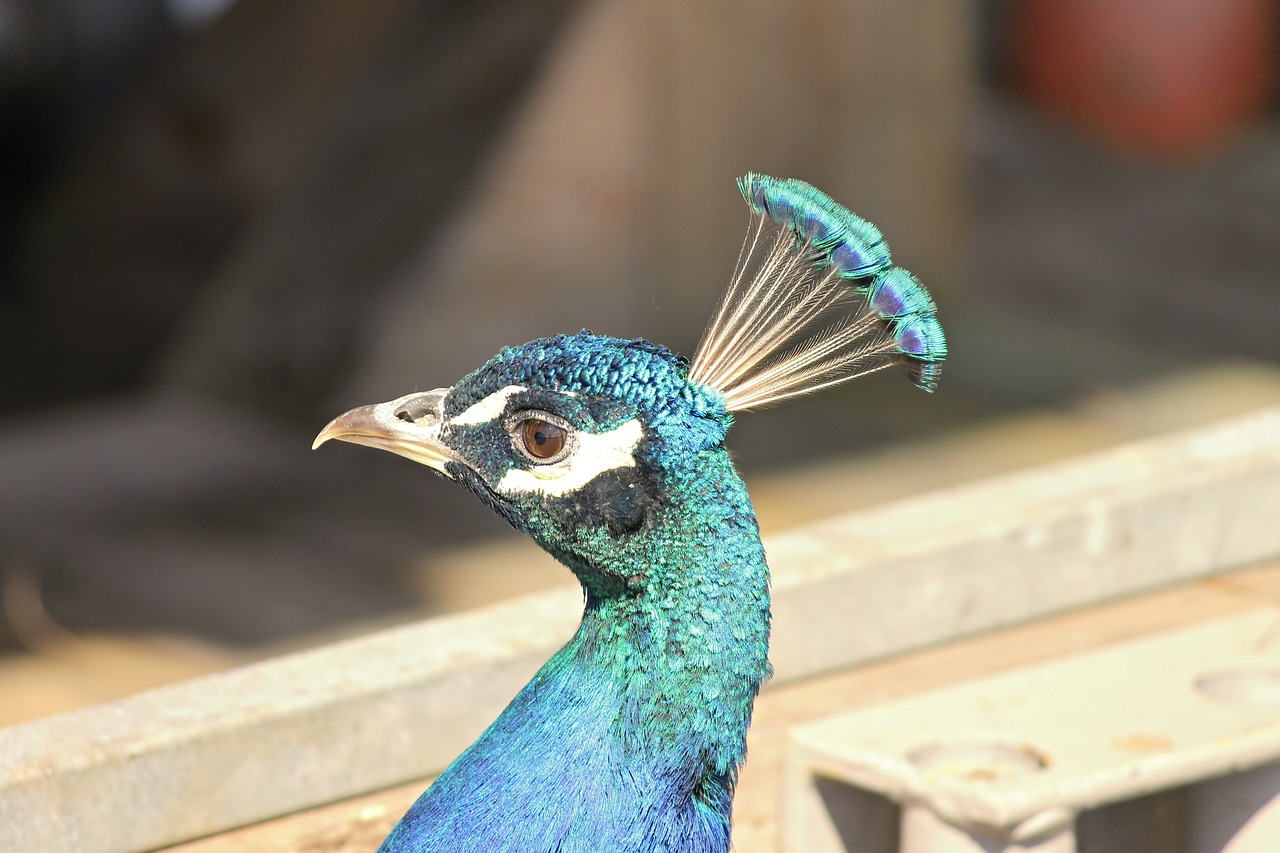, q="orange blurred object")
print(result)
[1012,0,1276,155]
